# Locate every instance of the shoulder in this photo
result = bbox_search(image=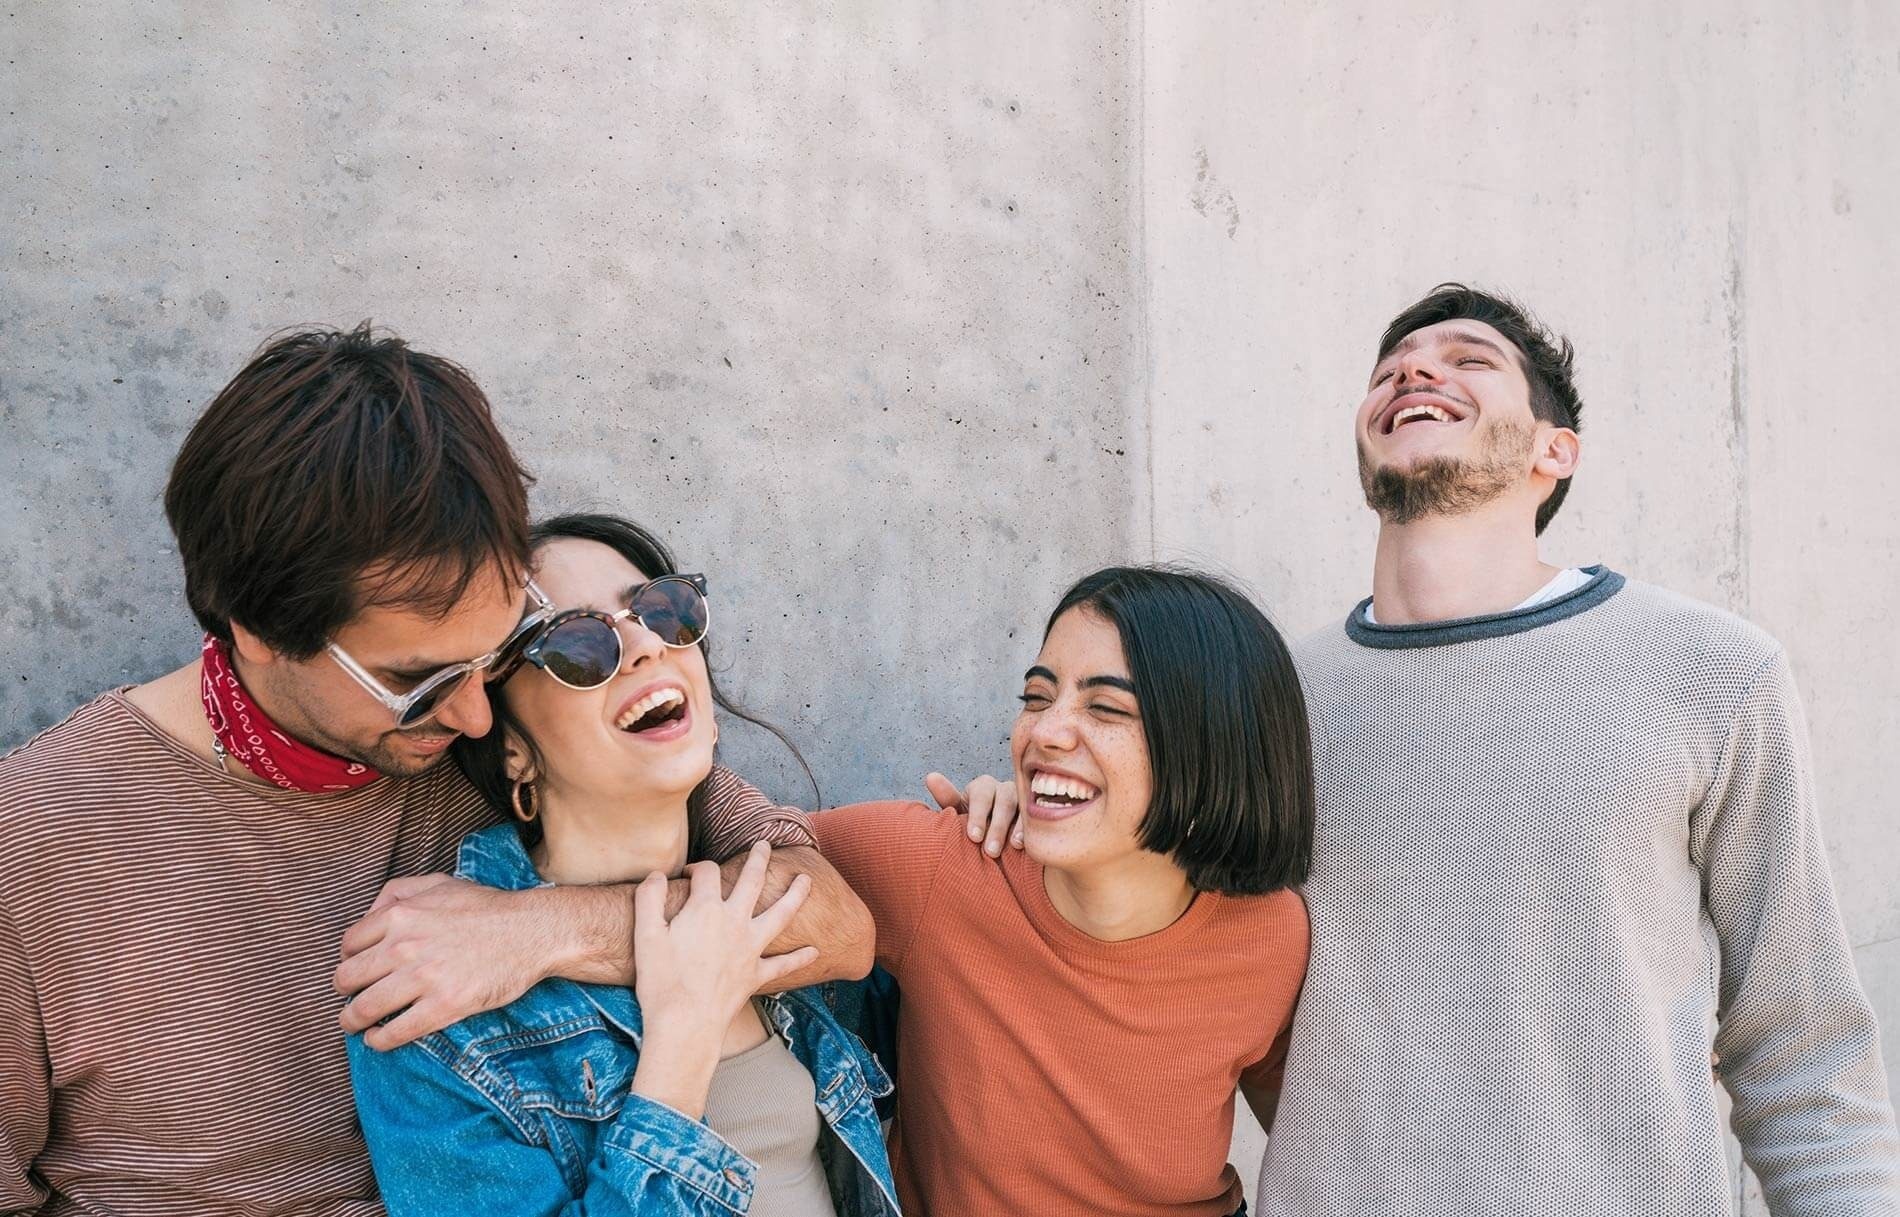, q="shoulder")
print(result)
[0,691,178,858]
[813,800,969,854]
[1601,579,1787,704]
[0,690,144,787]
